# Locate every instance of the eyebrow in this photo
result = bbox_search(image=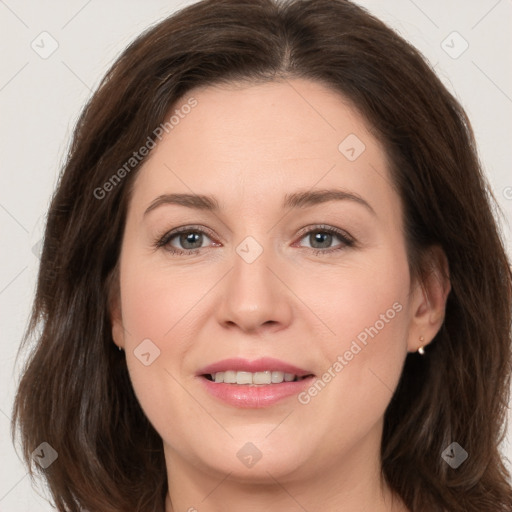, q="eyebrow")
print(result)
[143,188,376,217]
